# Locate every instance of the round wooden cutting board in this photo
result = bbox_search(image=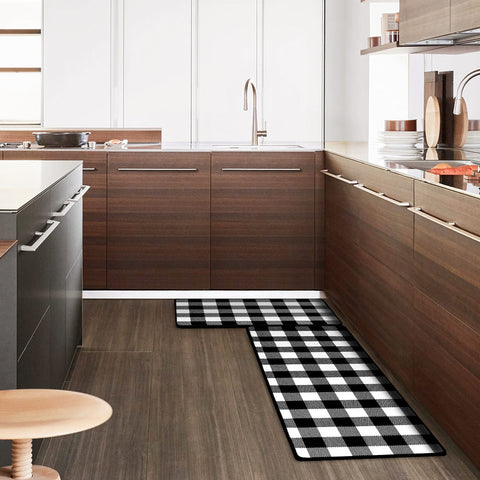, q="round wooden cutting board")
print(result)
[454,97,469,148]
[425,96,441,148]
